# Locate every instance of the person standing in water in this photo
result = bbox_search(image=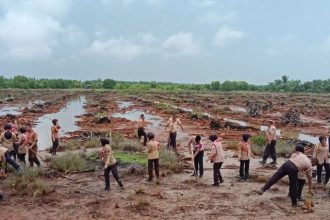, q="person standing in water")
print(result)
[137,114,147,146]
